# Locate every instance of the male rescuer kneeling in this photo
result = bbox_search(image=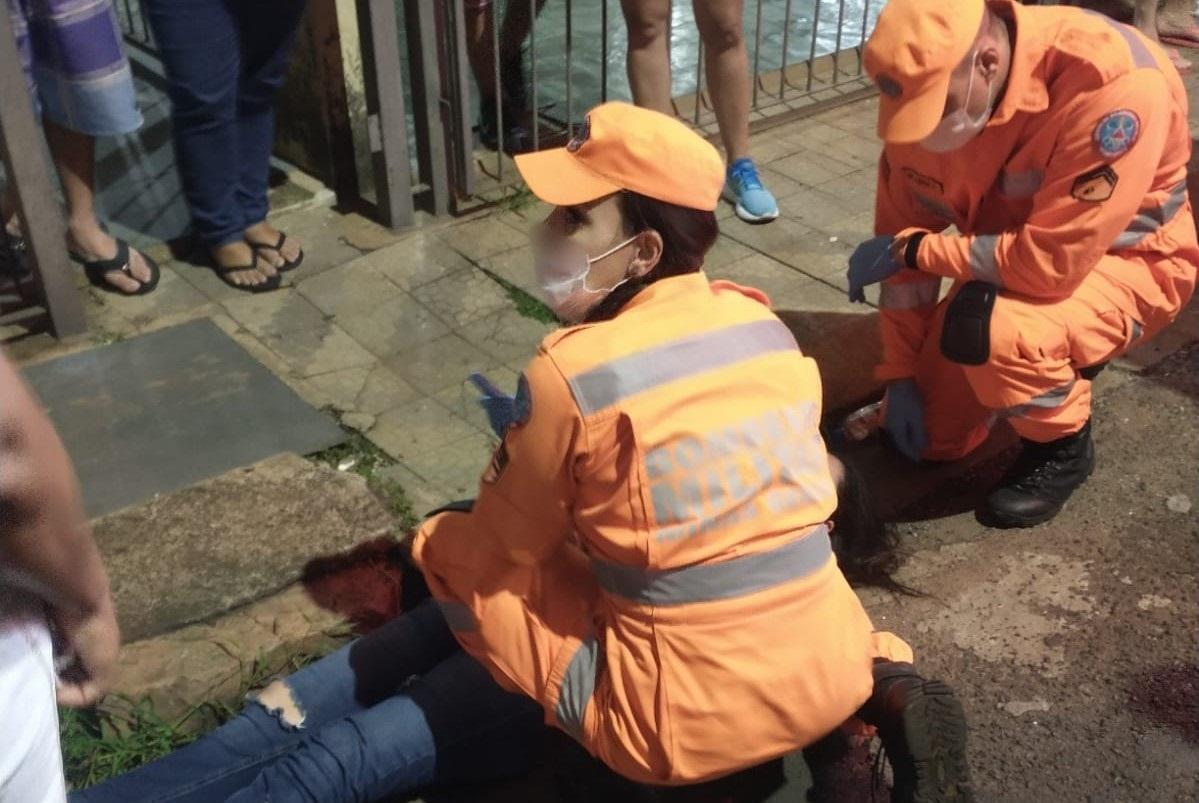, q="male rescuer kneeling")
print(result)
[849,0,1199,527]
